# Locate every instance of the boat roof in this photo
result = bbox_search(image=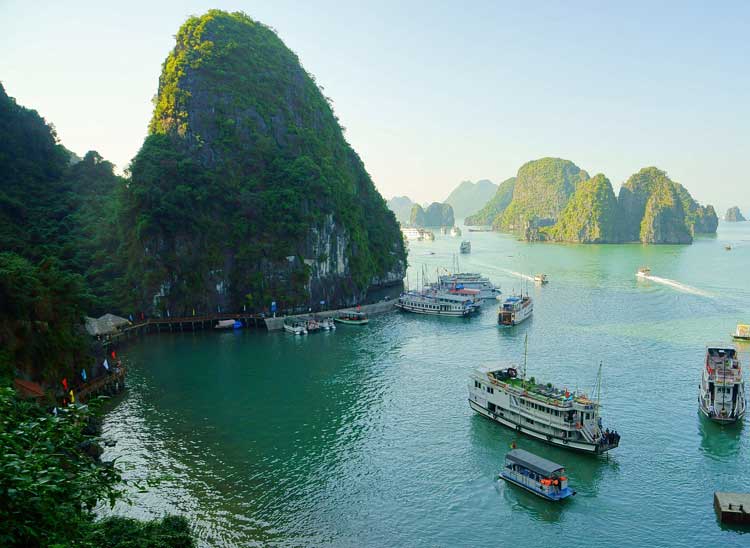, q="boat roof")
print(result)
[506,449,564,476]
